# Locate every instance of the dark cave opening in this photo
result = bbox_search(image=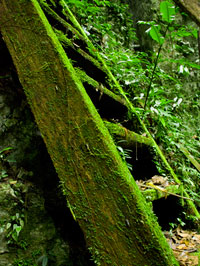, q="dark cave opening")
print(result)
[85,83,128,121]
[152,196,183,231]
[127,146,159,180]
